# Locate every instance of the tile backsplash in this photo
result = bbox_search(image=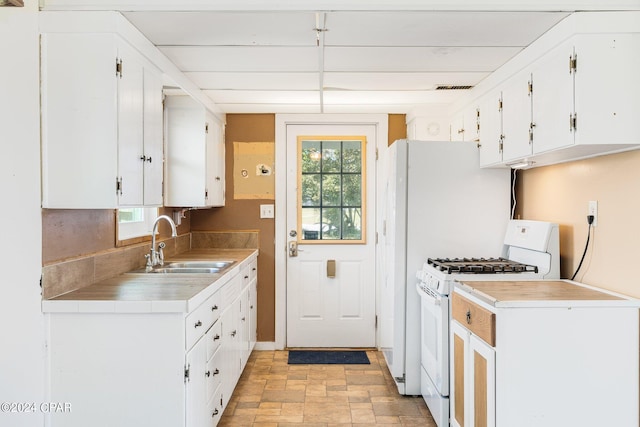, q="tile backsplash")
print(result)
[41,230,259,299]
